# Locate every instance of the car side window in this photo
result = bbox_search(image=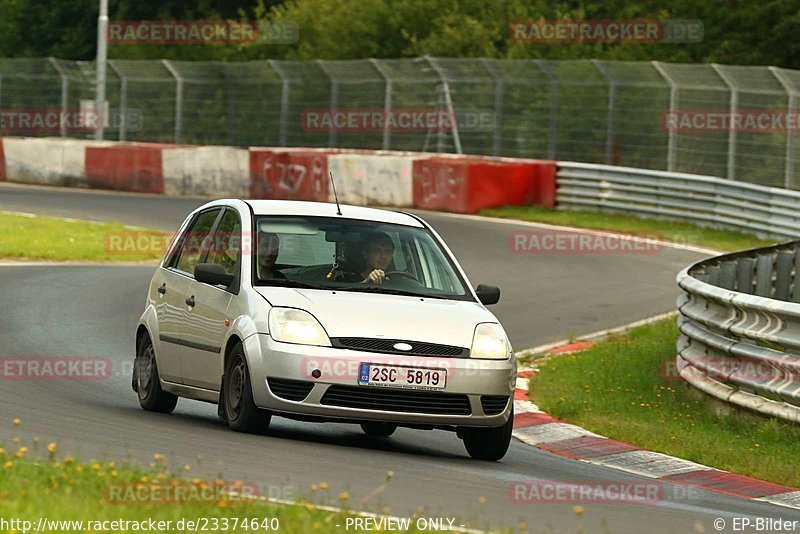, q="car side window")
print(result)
[205,209,241,276]
[173,209,222,276]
